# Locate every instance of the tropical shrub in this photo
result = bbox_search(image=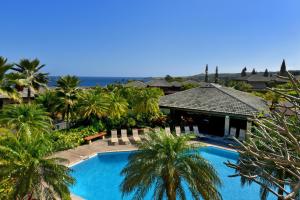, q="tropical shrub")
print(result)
[0,131,74,199]
[227,80,252,92]
[182,83,198,90]
[0,103,52,137]
[47,130,85,151]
